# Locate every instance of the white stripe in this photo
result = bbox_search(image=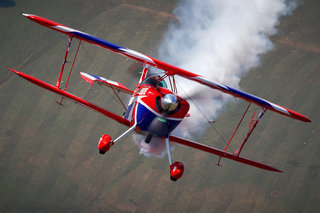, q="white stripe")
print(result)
[119,48,155,64]
[106,79,119,86]
[80,72,96,81]
[53,25,90,36]
[193,76,229,90]
[81,72,120,87]
[22,13,33,17]
[270,103,290,115]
